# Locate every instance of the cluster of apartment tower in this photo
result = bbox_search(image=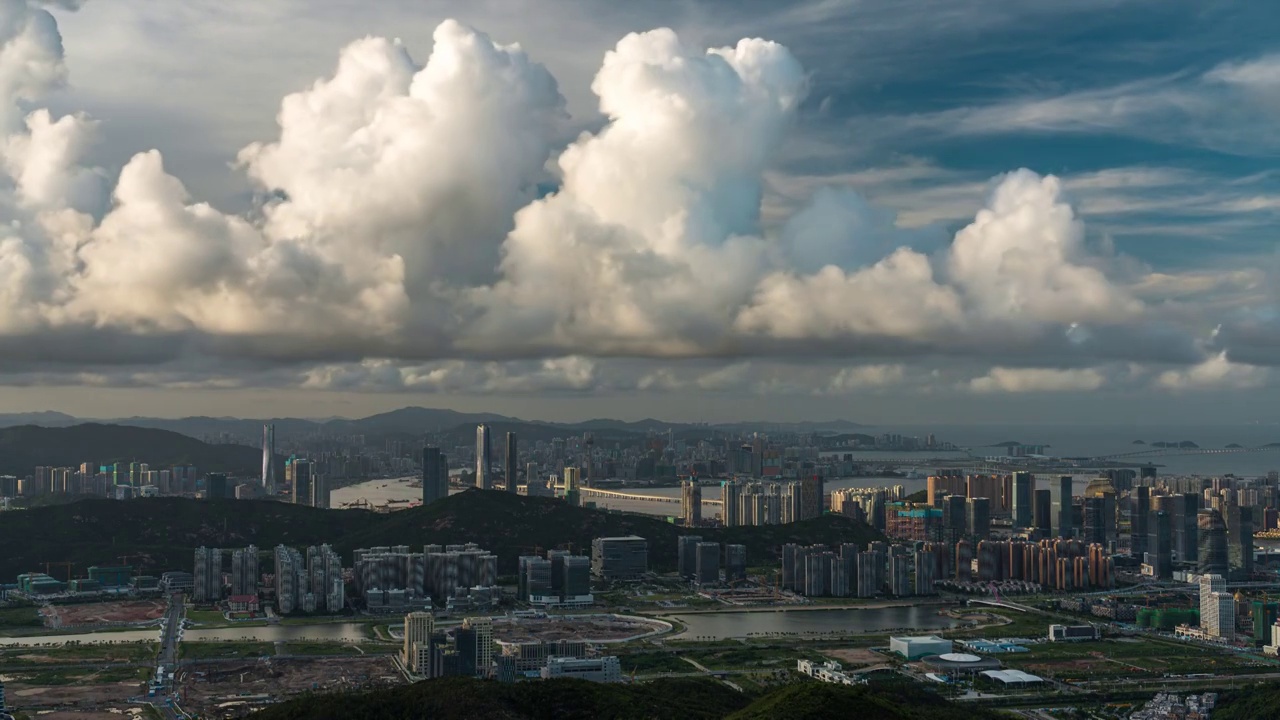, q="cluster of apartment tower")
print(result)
[192,544,343,613]
[825,469,1266,585]
[677,537,748,585]
[699,476,826,527]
